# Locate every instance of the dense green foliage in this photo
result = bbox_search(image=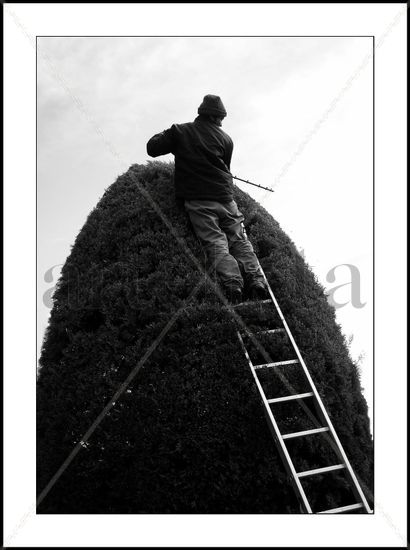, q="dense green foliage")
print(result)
[37,161,373,513]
